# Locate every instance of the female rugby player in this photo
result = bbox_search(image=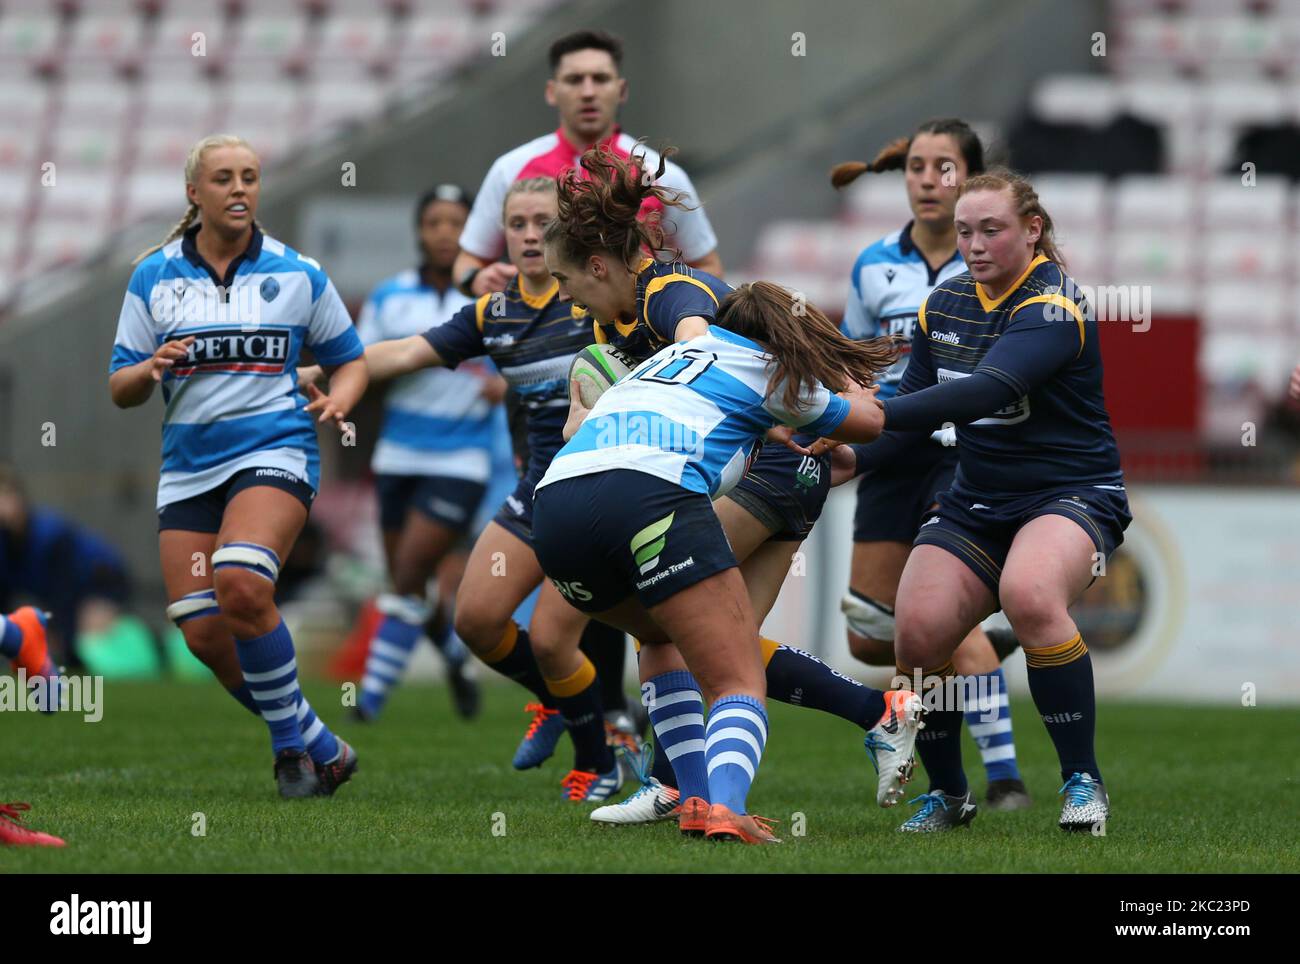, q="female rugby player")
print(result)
[109,134,367,799]
[544,146,927,830]
[842,169,1129,833]
[833,119,1031,811]
[531,280,897,843]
